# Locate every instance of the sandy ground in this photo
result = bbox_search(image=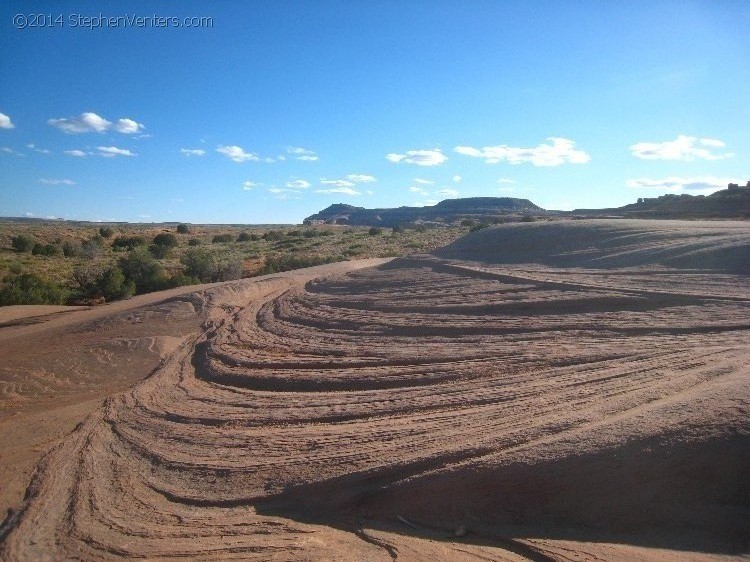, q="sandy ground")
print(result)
[0,221,748,561]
